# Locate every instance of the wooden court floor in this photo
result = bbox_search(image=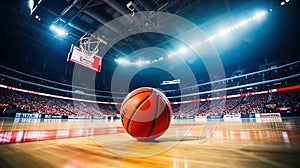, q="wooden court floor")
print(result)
[0,117,300,168]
